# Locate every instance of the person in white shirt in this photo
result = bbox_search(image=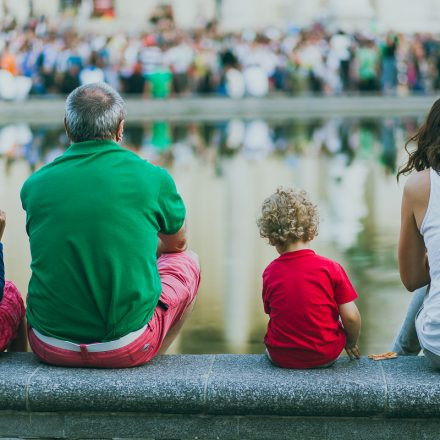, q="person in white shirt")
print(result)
[392,98,440,369]
[79,52,105,85]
